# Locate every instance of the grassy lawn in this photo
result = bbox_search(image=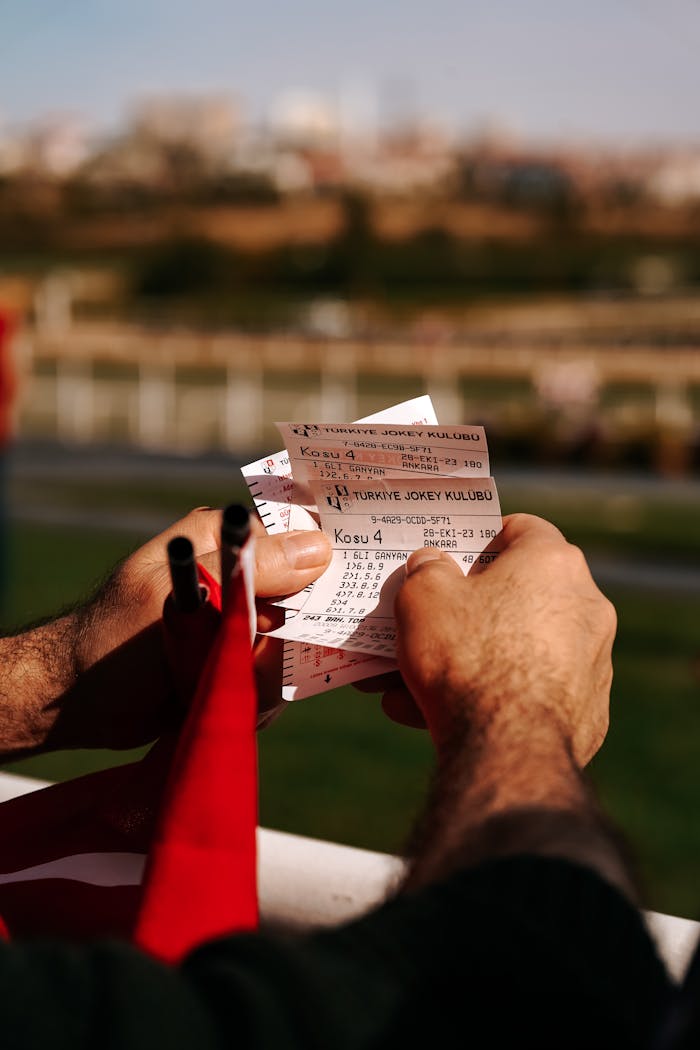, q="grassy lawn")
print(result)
[1,467,699,919]
[591,588,700,918]
[499,479,700,566]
